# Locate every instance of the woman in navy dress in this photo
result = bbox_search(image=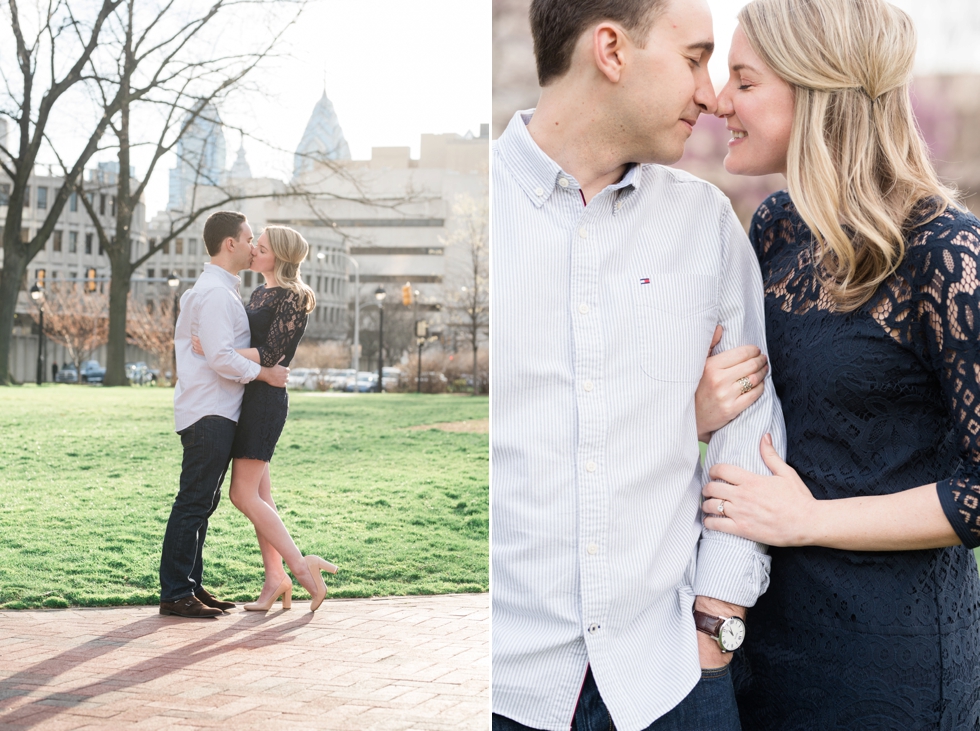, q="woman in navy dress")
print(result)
[694,0,980,728]
[194,226,338,612]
